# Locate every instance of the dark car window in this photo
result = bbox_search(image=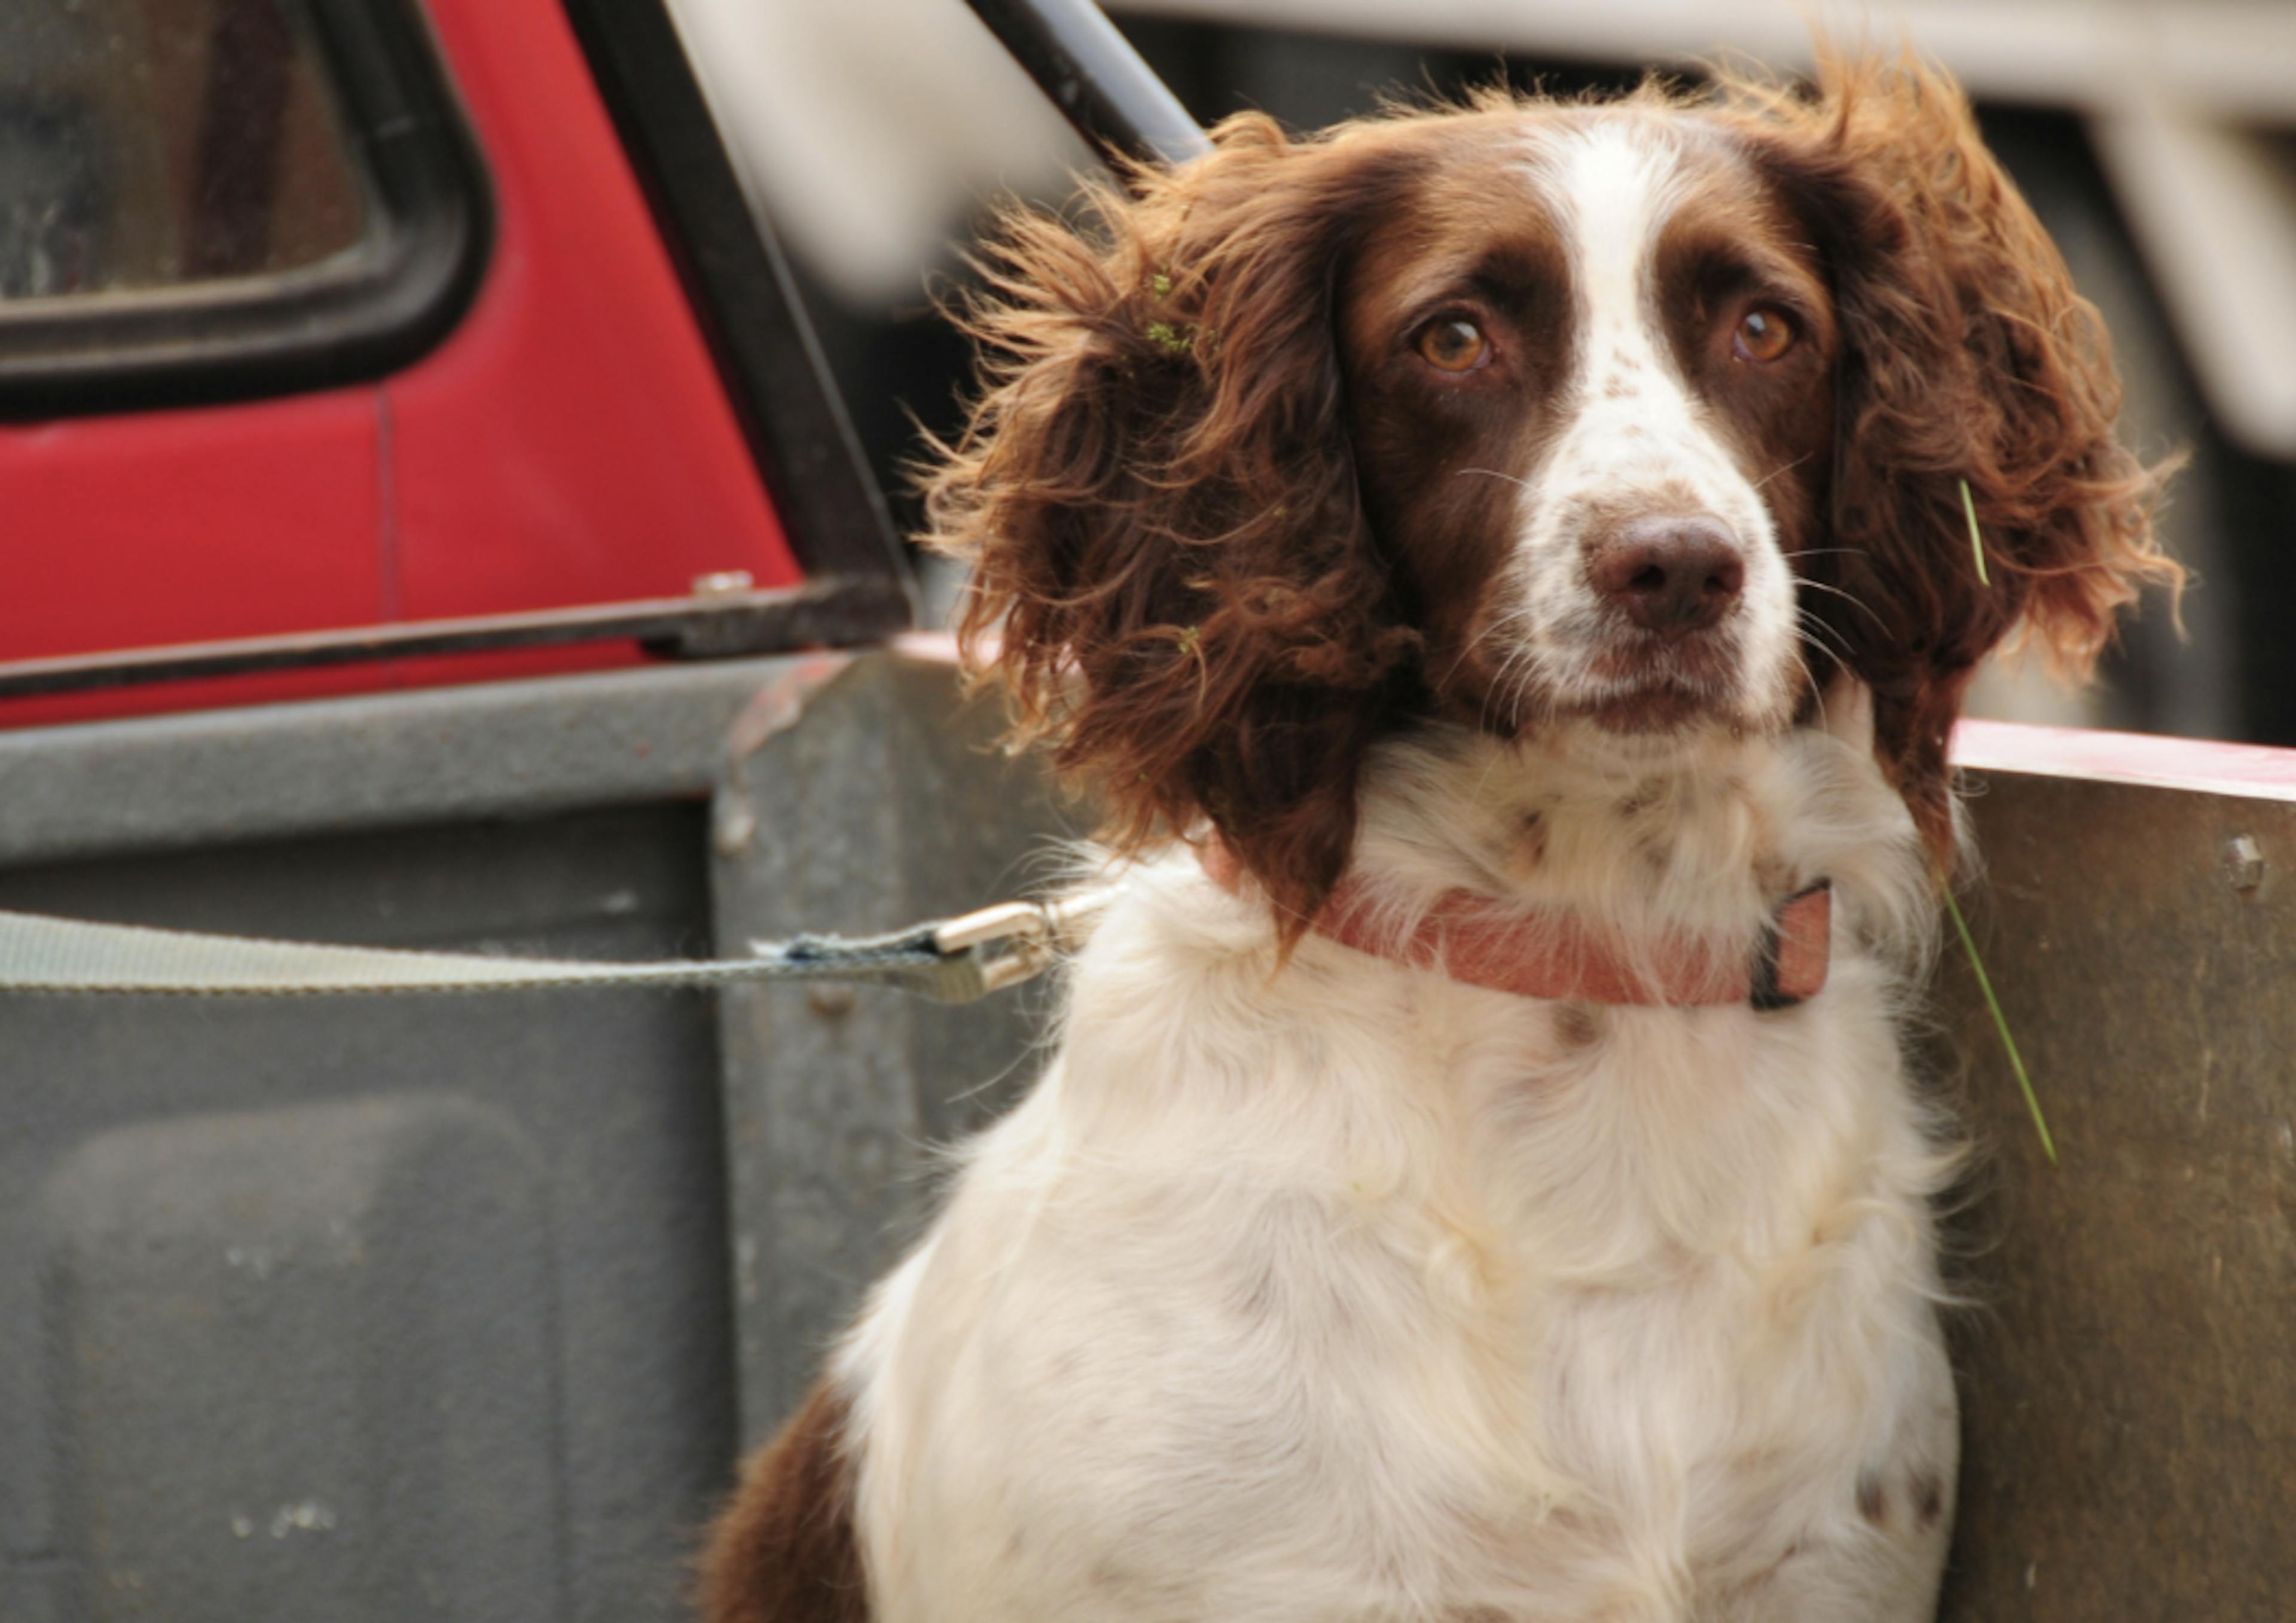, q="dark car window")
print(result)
[1,0,371,301]
[0,0,486,417]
